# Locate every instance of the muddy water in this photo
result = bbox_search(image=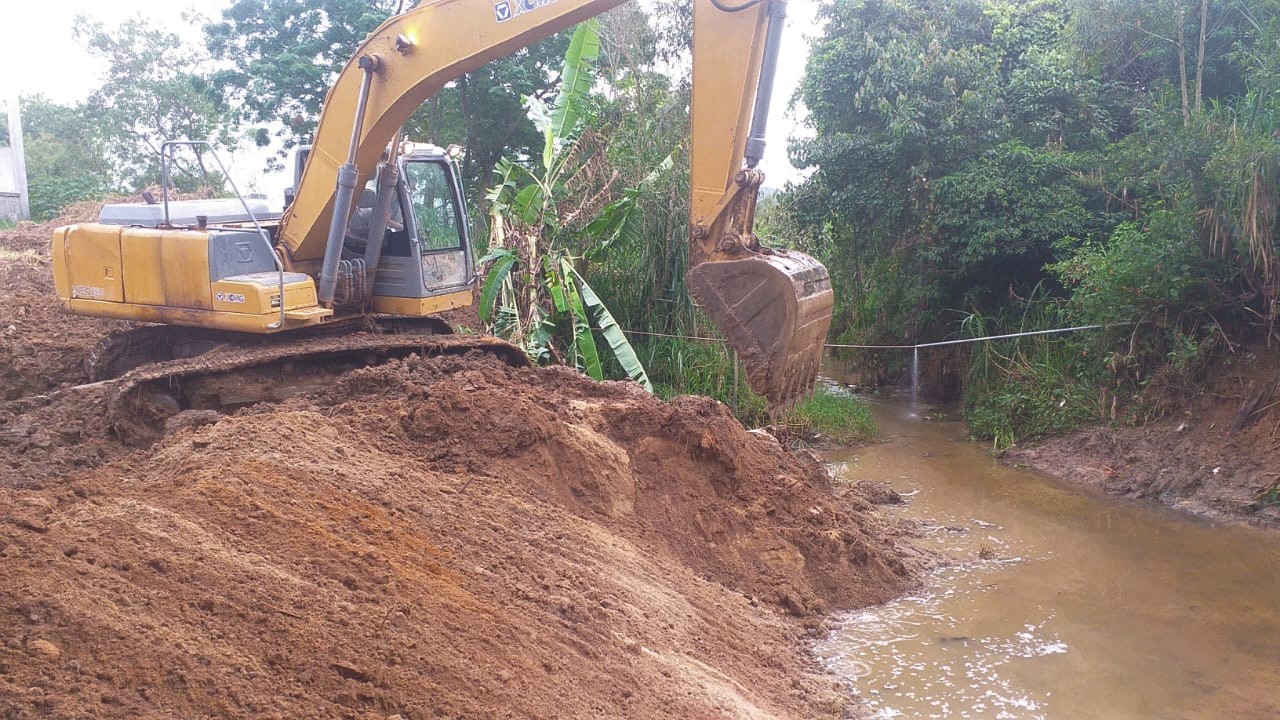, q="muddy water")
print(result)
[816,391,1280,719]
